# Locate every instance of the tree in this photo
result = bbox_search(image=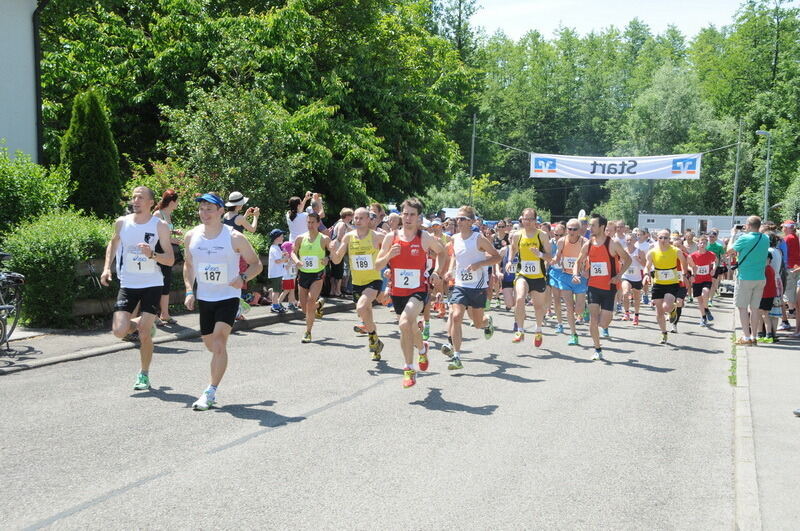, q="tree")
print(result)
[60,90,122,218]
